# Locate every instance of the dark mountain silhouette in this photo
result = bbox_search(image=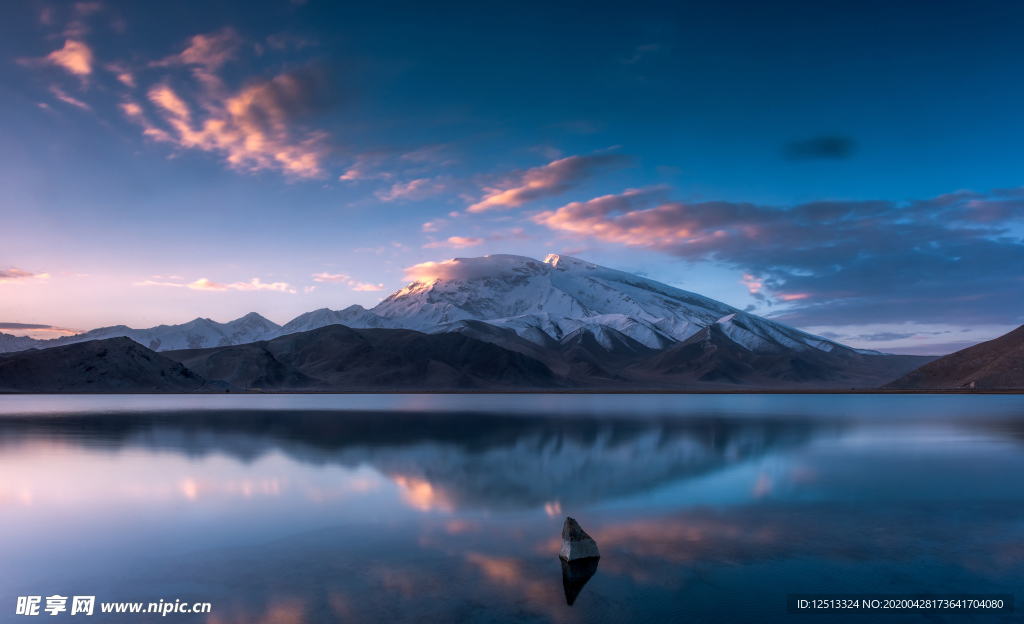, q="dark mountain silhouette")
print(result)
[0,337,212,393]
[0,322,937,393]
[166,324,563,390]
[629,323,935,388]
[884,324,1024,390]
